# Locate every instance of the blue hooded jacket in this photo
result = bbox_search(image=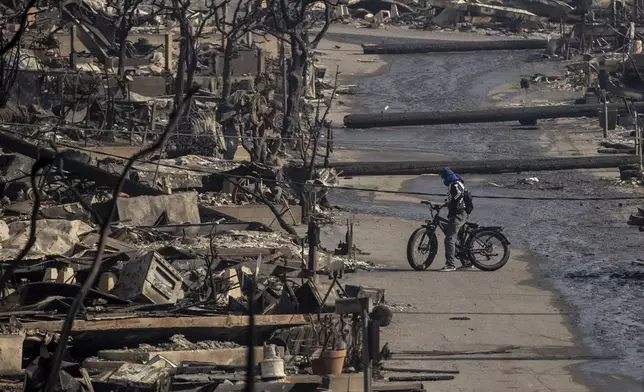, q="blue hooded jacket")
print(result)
[440,167,464,186]
[440,167,466,216]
